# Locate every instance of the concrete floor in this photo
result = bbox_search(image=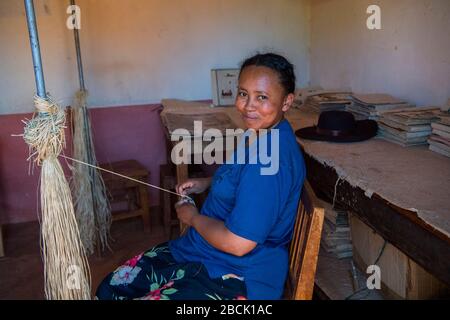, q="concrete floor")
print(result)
[1,207,393,300]
[0,209,172,300]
